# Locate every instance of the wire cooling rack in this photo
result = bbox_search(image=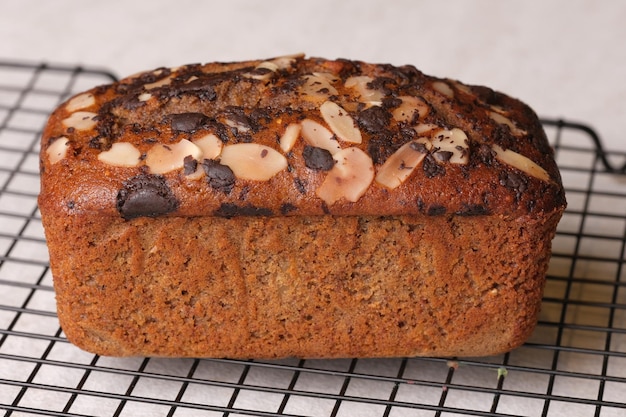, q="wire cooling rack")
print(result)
[1,61,625,417]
